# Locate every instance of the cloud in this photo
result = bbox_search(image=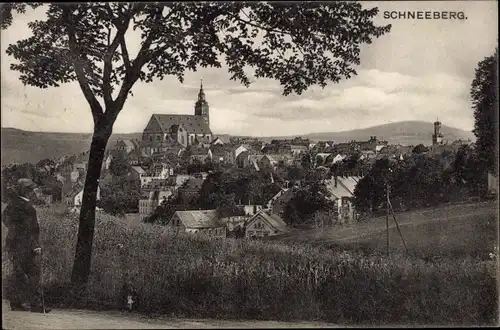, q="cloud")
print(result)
[1,1,496,136]
[247,70,473,134]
